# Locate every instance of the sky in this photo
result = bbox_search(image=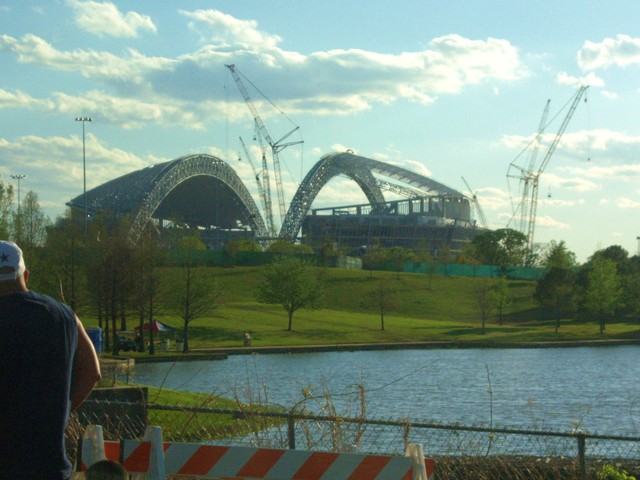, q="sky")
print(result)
[1,1,640,262]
